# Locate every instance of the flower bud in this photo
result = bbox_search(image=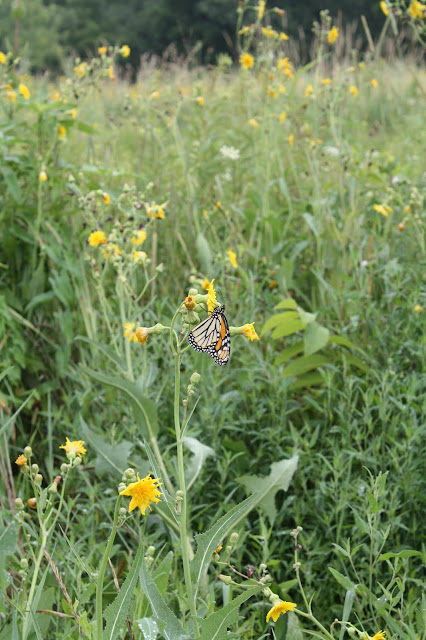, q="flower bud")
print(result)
[31,464,39,474]
[190,371,201,385]
[27,498,37,509]
[15,498,24,510]
[230,532,239,544]
[35,473,43,486]
[218,574,232,585]
[188,288,198,296]
[20,558,29,569]
[124,468,135,478]
[262,587,273,598]
[176,490,184,499]
[147,545,155,556]
[259,563,267,572]
[24,446,32,458]
[48,482,58,494]
[118,482,127,493]
[119,507,128,517]
[184,296,196,311]
[73,456,82,466]
[60,463,69,474]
